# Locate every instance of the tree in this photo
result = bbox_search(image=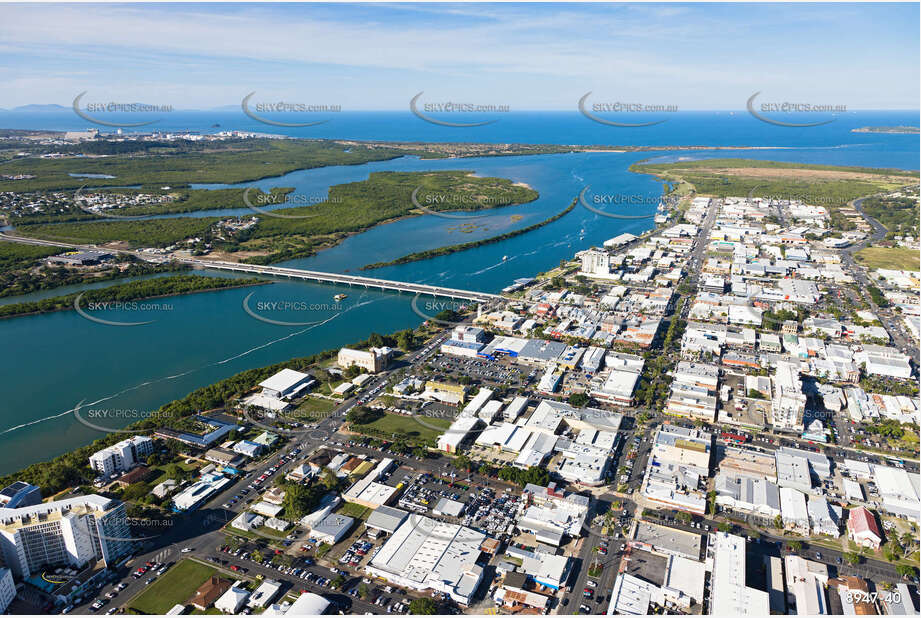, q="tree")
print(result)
[251,549,264,563]
[316,543,331,558]
[346,406,383,425]
[844,551,862,565]
[122,482,151,502]
[568,392,590,407]
[787,541,803,552]
[331,574,346,589]
[896,564,917,579]
[773,515,783,529]
[707,490,717,516]
[676,511,692,524]
[717,522,731,533]
[357,583,370,599]
[408,598,438,615]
